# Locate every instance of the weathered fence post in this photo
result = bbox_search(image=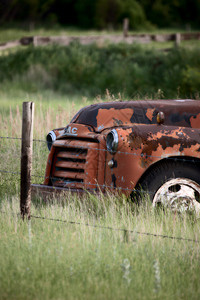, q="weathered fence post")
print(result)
[20,102,34,220]
[123,18,129,38]
[175,33,181,47]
